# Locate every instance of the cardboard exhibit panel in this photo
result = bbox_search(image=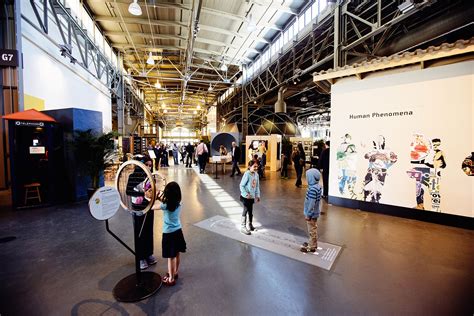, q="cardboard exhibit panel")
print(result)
[329,61,473,218]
